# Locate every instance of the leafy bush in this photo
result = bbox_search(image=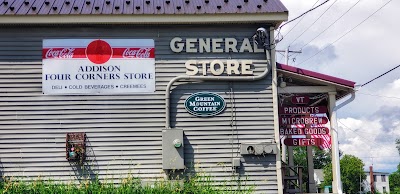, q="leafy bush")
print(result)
[0,174,254,194]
